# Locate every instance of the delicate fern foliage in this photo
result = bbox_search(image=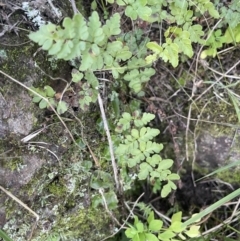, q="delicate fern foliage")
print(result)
[145,0,217,67]
[123,68,155,94]
[200,29,226,59]
[125,211,200,241]
[219,0,240,28]
[146,25,195,68]
[30,86,69,114]
[29,11,156,111]
[31,85,56,109]
[115,111,180,197]
[29,11,131,72]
